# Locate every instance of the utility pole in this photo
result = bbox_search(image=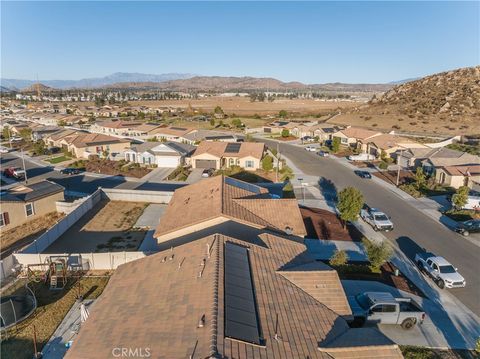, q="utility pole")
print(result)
[21,147,28,184]
[396,150,403,187]
[275,142,280,182]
